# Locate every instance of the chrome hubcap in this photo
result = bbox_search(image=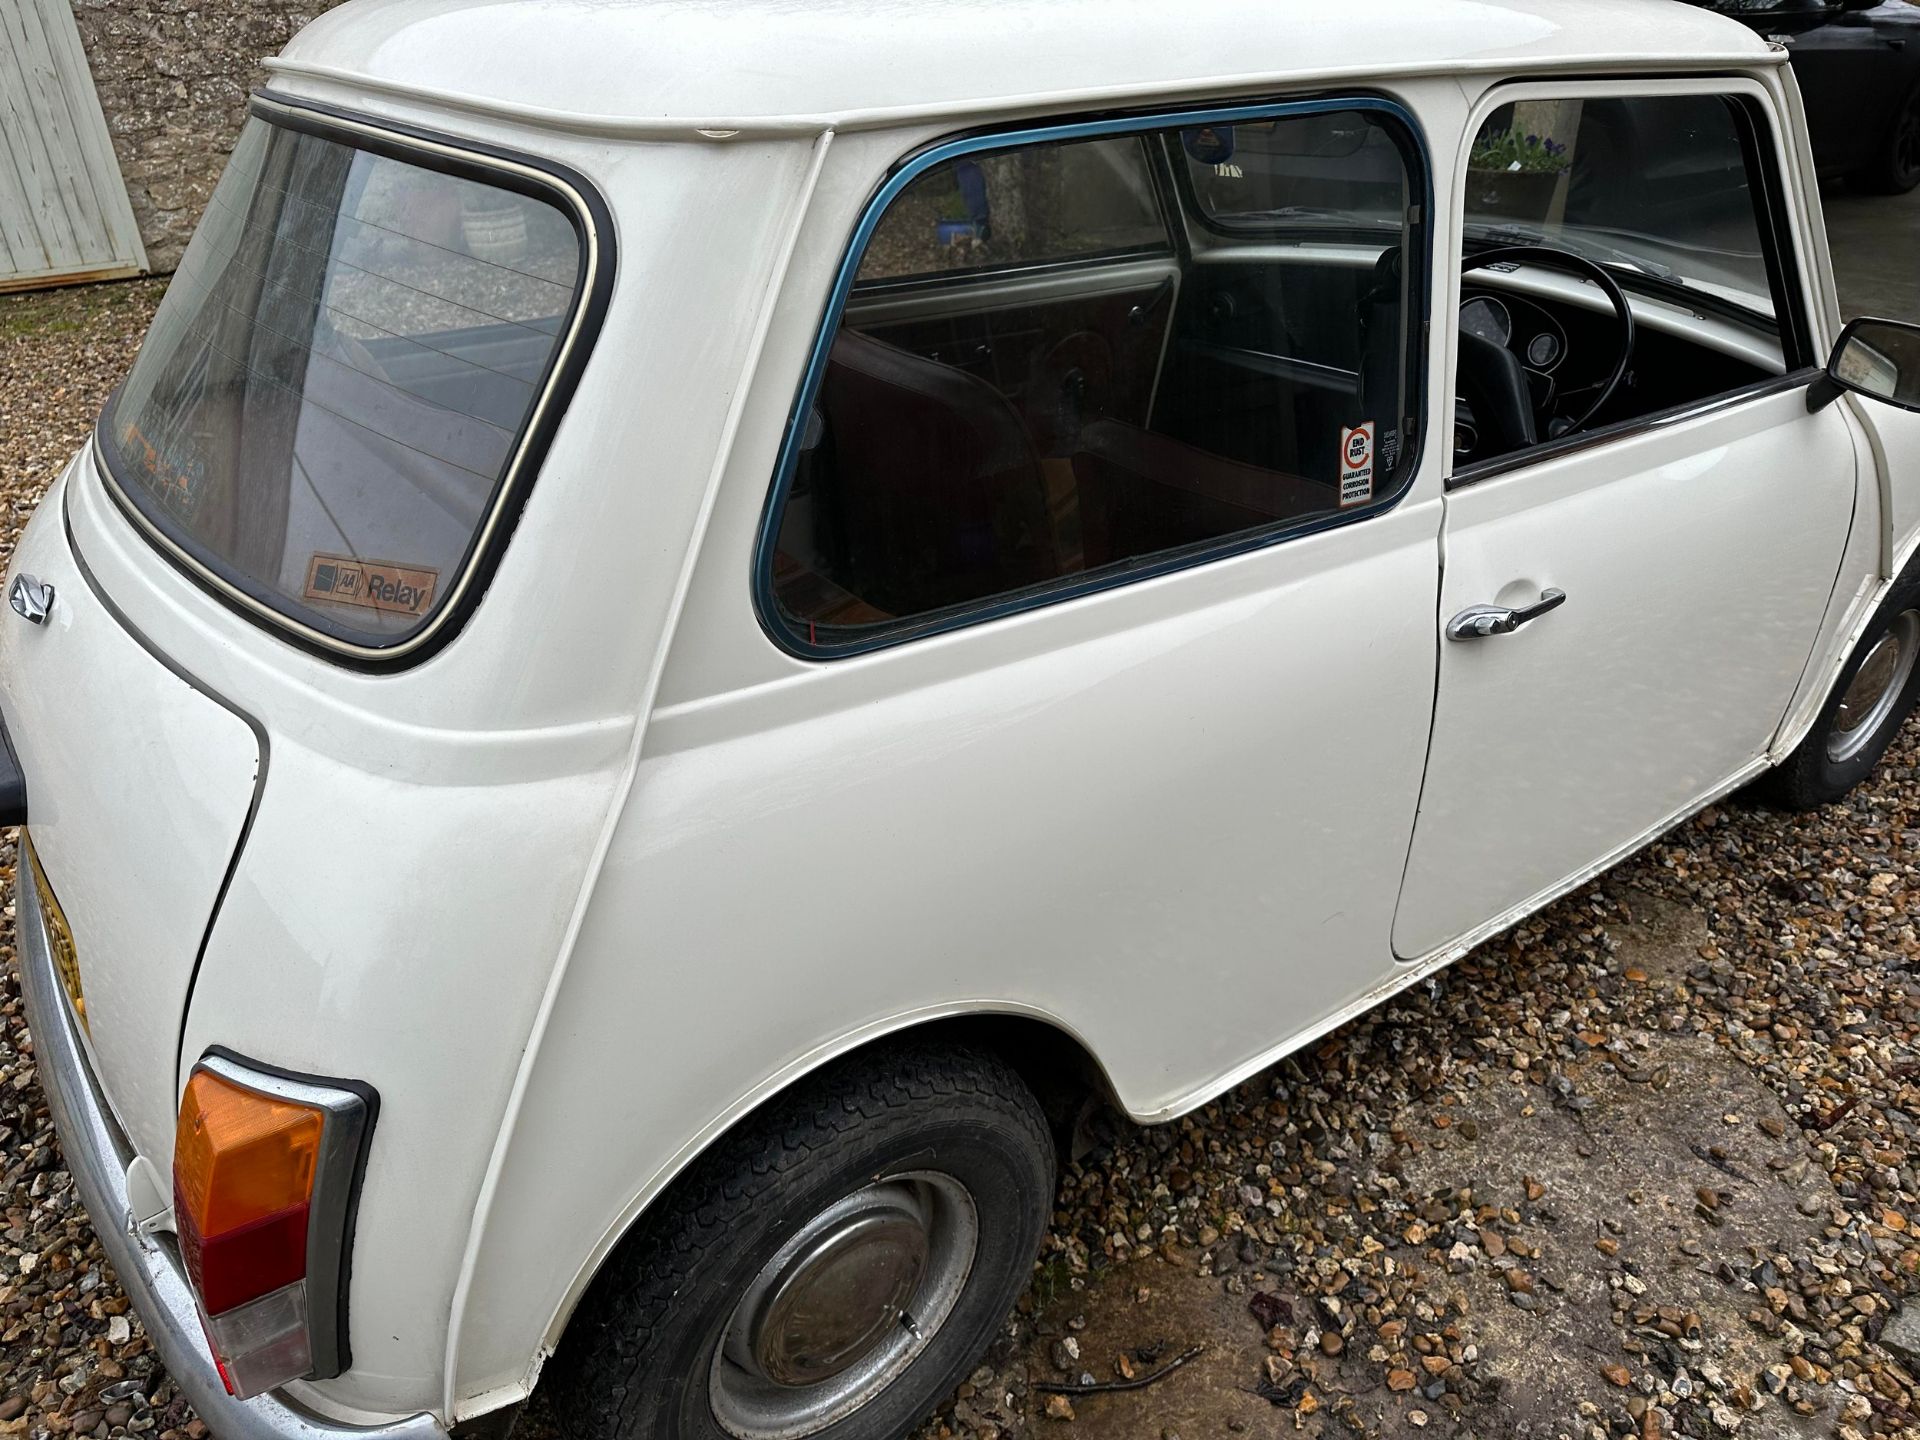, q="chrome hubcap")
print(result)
[1830,611,1920,763]
[750,1211,928,1386]
[709,1173,978,1440]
